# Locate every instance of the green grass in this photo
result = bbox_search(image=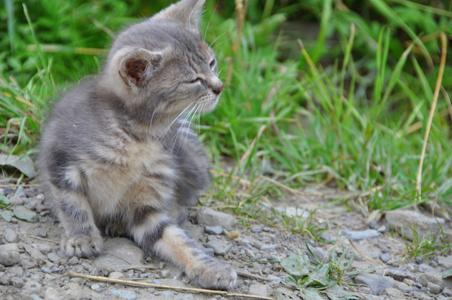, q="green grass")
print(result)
[1,1,451,228]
